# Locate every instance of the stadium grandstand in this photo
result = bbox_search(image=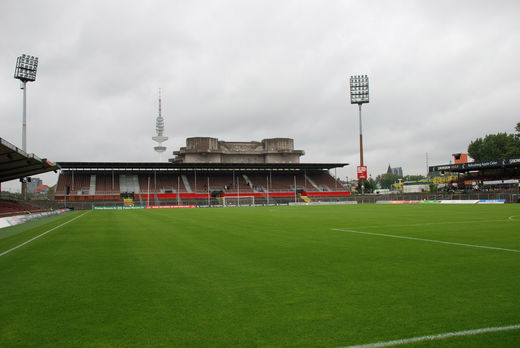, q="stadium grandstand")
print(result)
[0,137,59,183]
[429,153,520,192]
[0,137,59,217]
[55,161,350,208]
[0,199,48,218]
[53,137,350,208]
